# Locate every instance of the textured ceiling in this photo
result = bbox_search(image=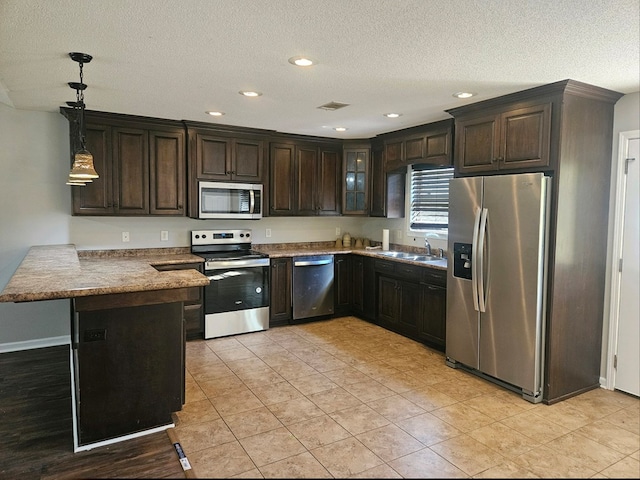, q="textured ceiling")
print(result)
[1,0,638,139]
